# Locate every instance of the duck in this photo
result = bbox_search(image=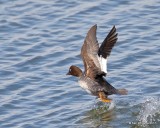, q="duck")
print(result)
[67,24,127,103]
